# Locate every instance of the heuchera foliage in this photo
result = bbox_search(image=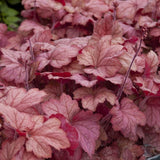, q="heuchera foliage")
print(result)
[0,0,160,159]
